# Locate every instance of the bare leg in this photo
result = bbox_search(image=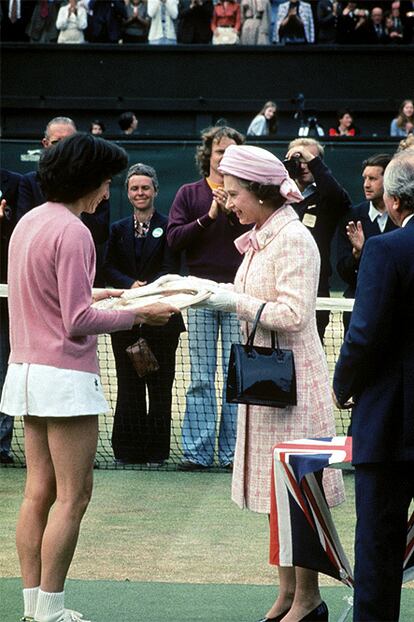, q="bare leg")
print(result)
[16,416,56,588]
[40,415,98,592]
